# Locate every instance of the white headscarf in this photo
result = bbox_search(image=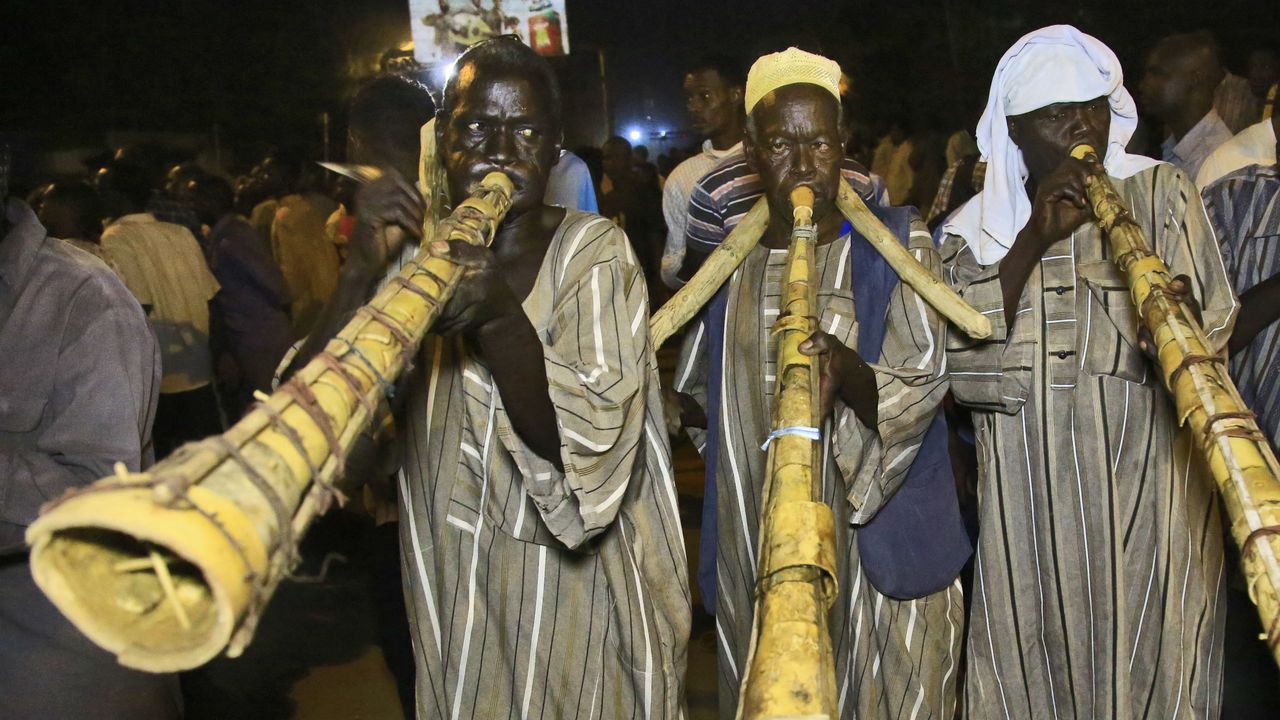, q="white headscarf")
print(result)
[943,25,1161,265]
